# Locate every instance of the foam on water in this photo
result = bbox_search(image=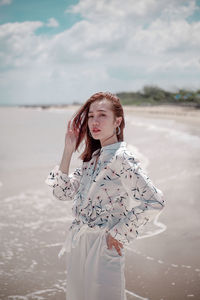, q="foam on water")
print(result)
[125,244,200,274]
[0,185,168,300]
[125,289,149,300]
[7,287,62,300]
[128,117,200,148]
[126,143,166,240]
[0,138,168,299]
[1,107,199,299]
[137,212,167,239]
[1,185,198,299]
[18,107,76,114]
[47,107,76,114]
[156,169,200,184]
